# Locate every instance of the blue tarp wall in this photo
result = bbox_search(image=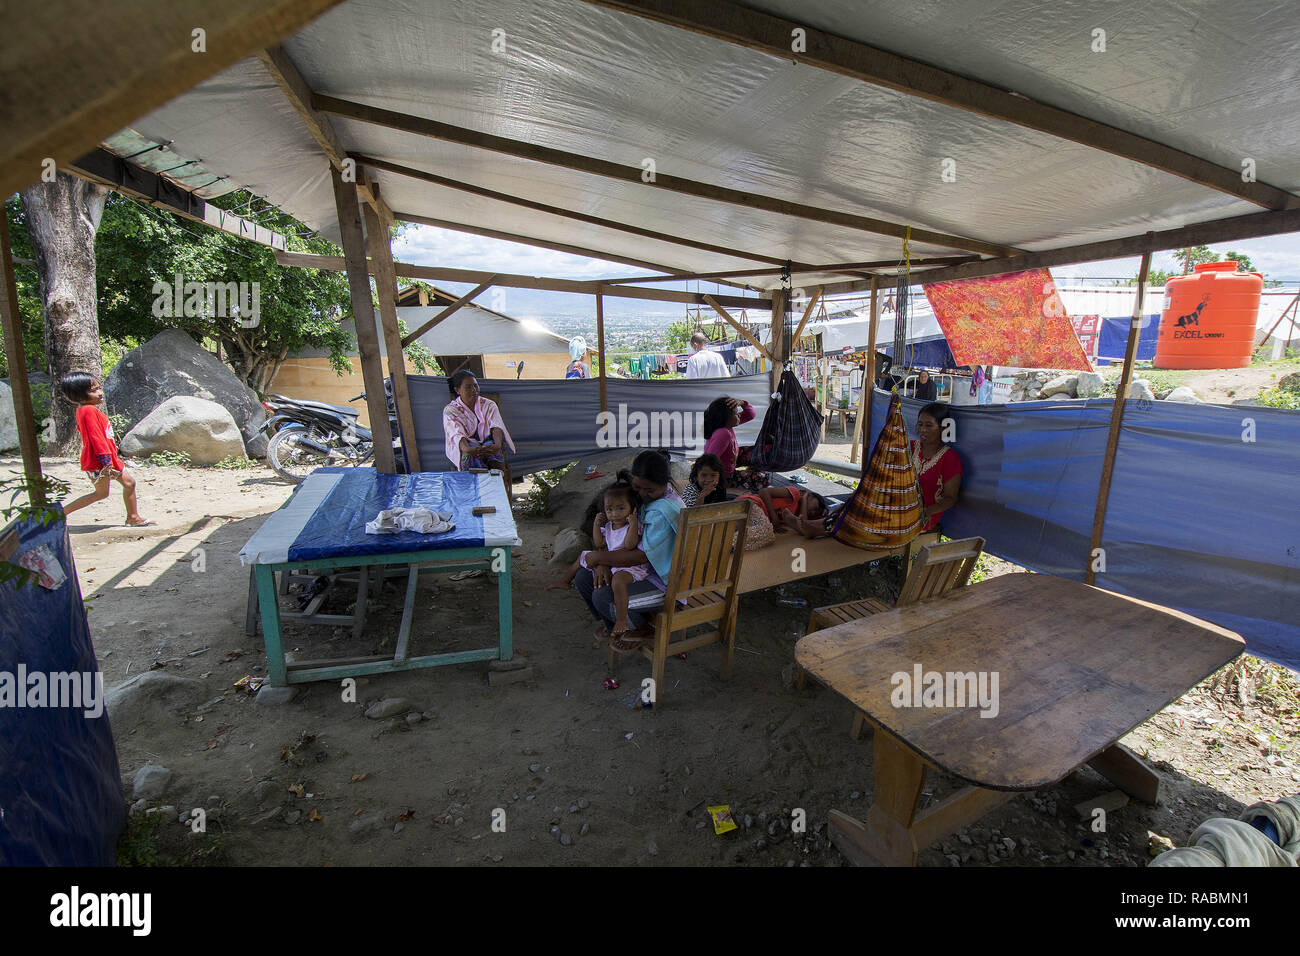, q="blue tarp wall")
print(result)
[408,372,774,474]
[864,390,1300,669]
[882,336,957,370]
[1096,313,1160,363]
[0,514,123,865]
